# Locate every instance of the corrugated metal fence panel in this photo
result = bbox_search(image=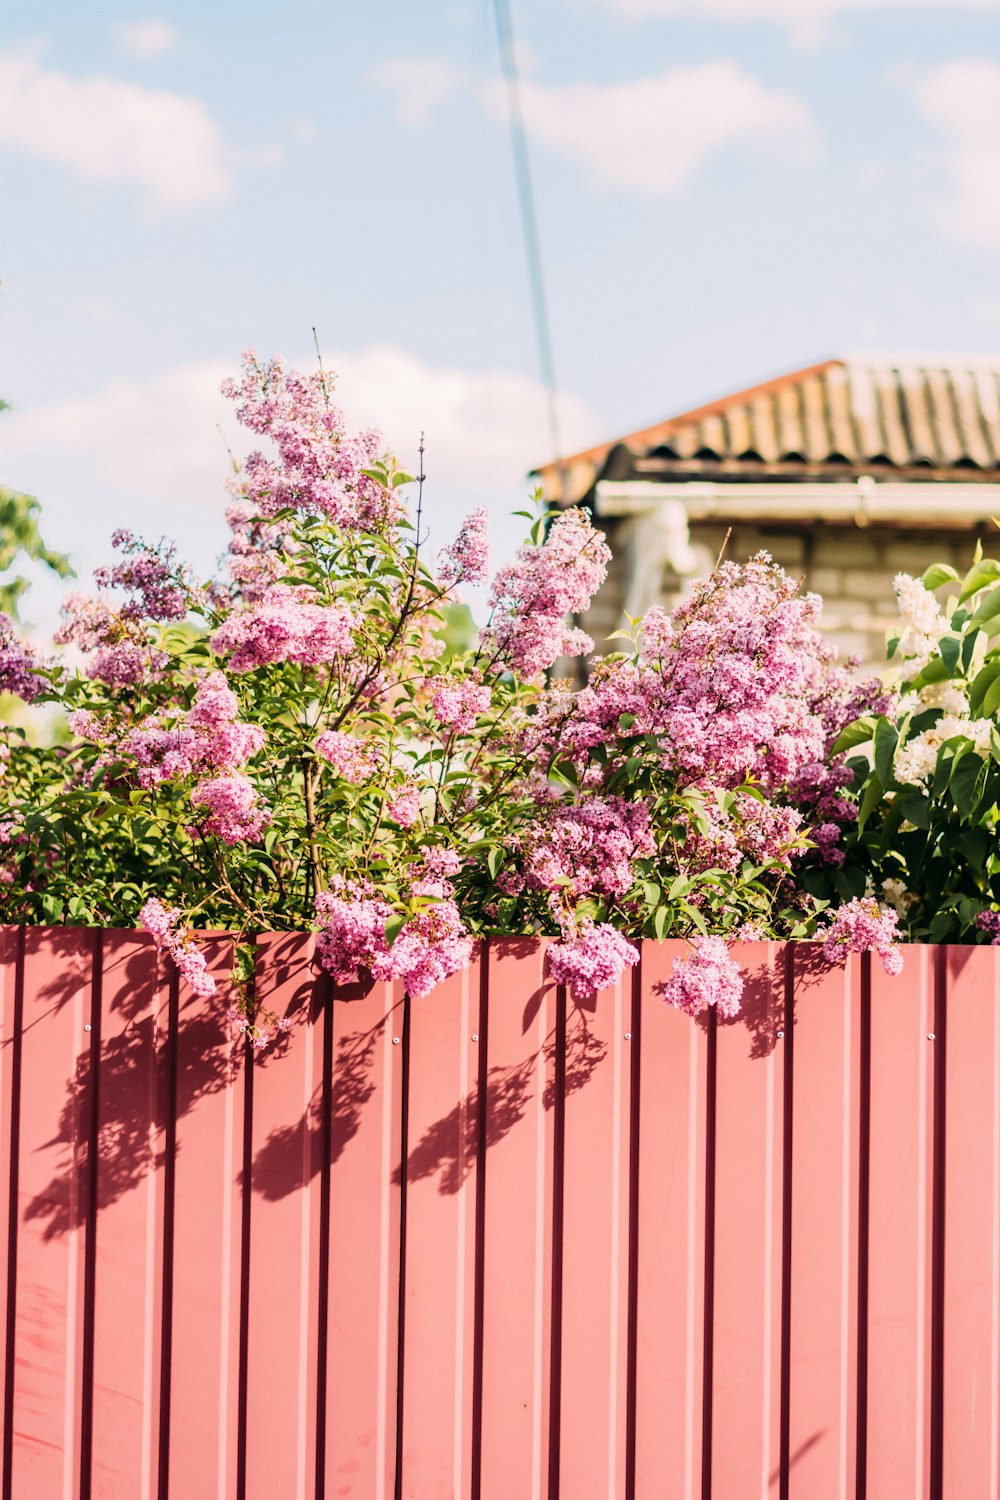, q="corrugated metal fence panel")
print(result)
[4,930,1000,1496]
